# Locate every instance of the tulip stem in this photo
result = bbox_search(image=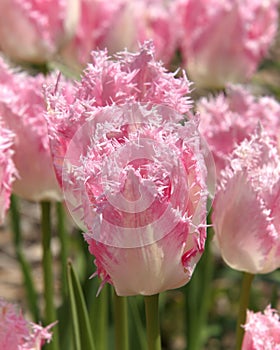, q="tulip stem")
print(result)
[185,228,215,350]
[10,195,40,322]
[113,291,129,350]
[91,283,108,350]
[56,202,68,299]
[236,272,254,350]
[41,201,59,350]
[144,294,162,350]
